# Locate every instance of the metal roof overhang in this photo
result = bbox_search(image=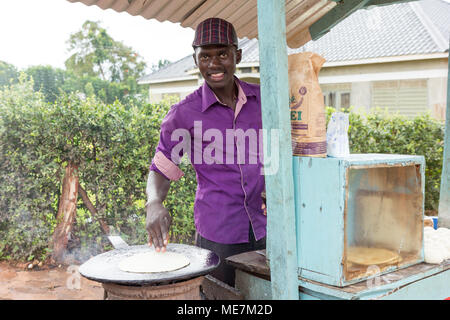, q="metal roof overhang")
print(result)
[66,0,416,48]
